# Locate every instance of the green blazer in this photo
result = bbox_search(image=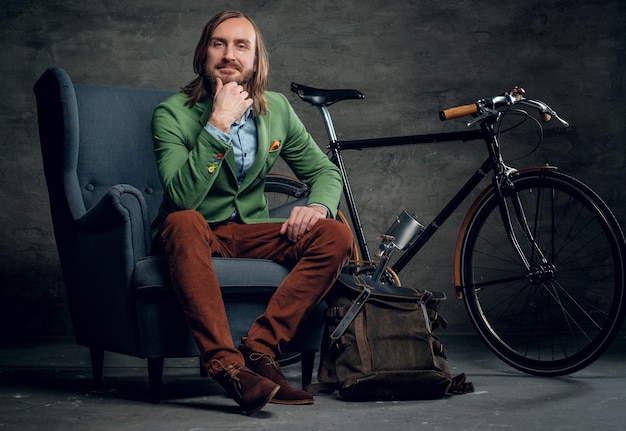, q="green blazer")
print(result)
[151,91,342,237]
